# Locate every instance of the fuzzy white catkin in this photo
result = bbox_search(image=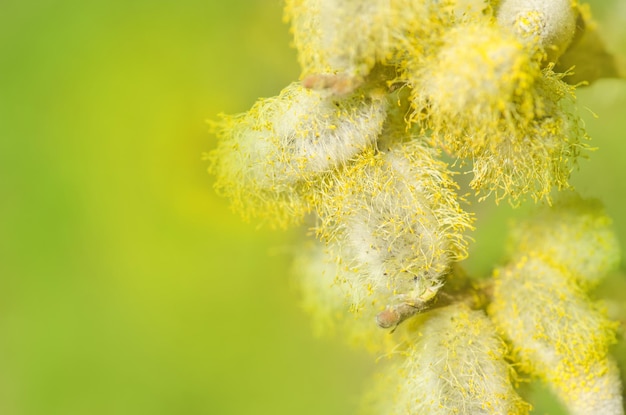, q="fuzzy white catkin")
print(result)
[497,0,578,62]
[315,139,472,311]
[489,255,623,415]
[408,21,585,203]
[216,82,387,187]
[363,304,530,415]
[564,358,624,415]
[285,0,440,81]
[210,82,387,227]
[417,24,533,119]
[507,197,621,285]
